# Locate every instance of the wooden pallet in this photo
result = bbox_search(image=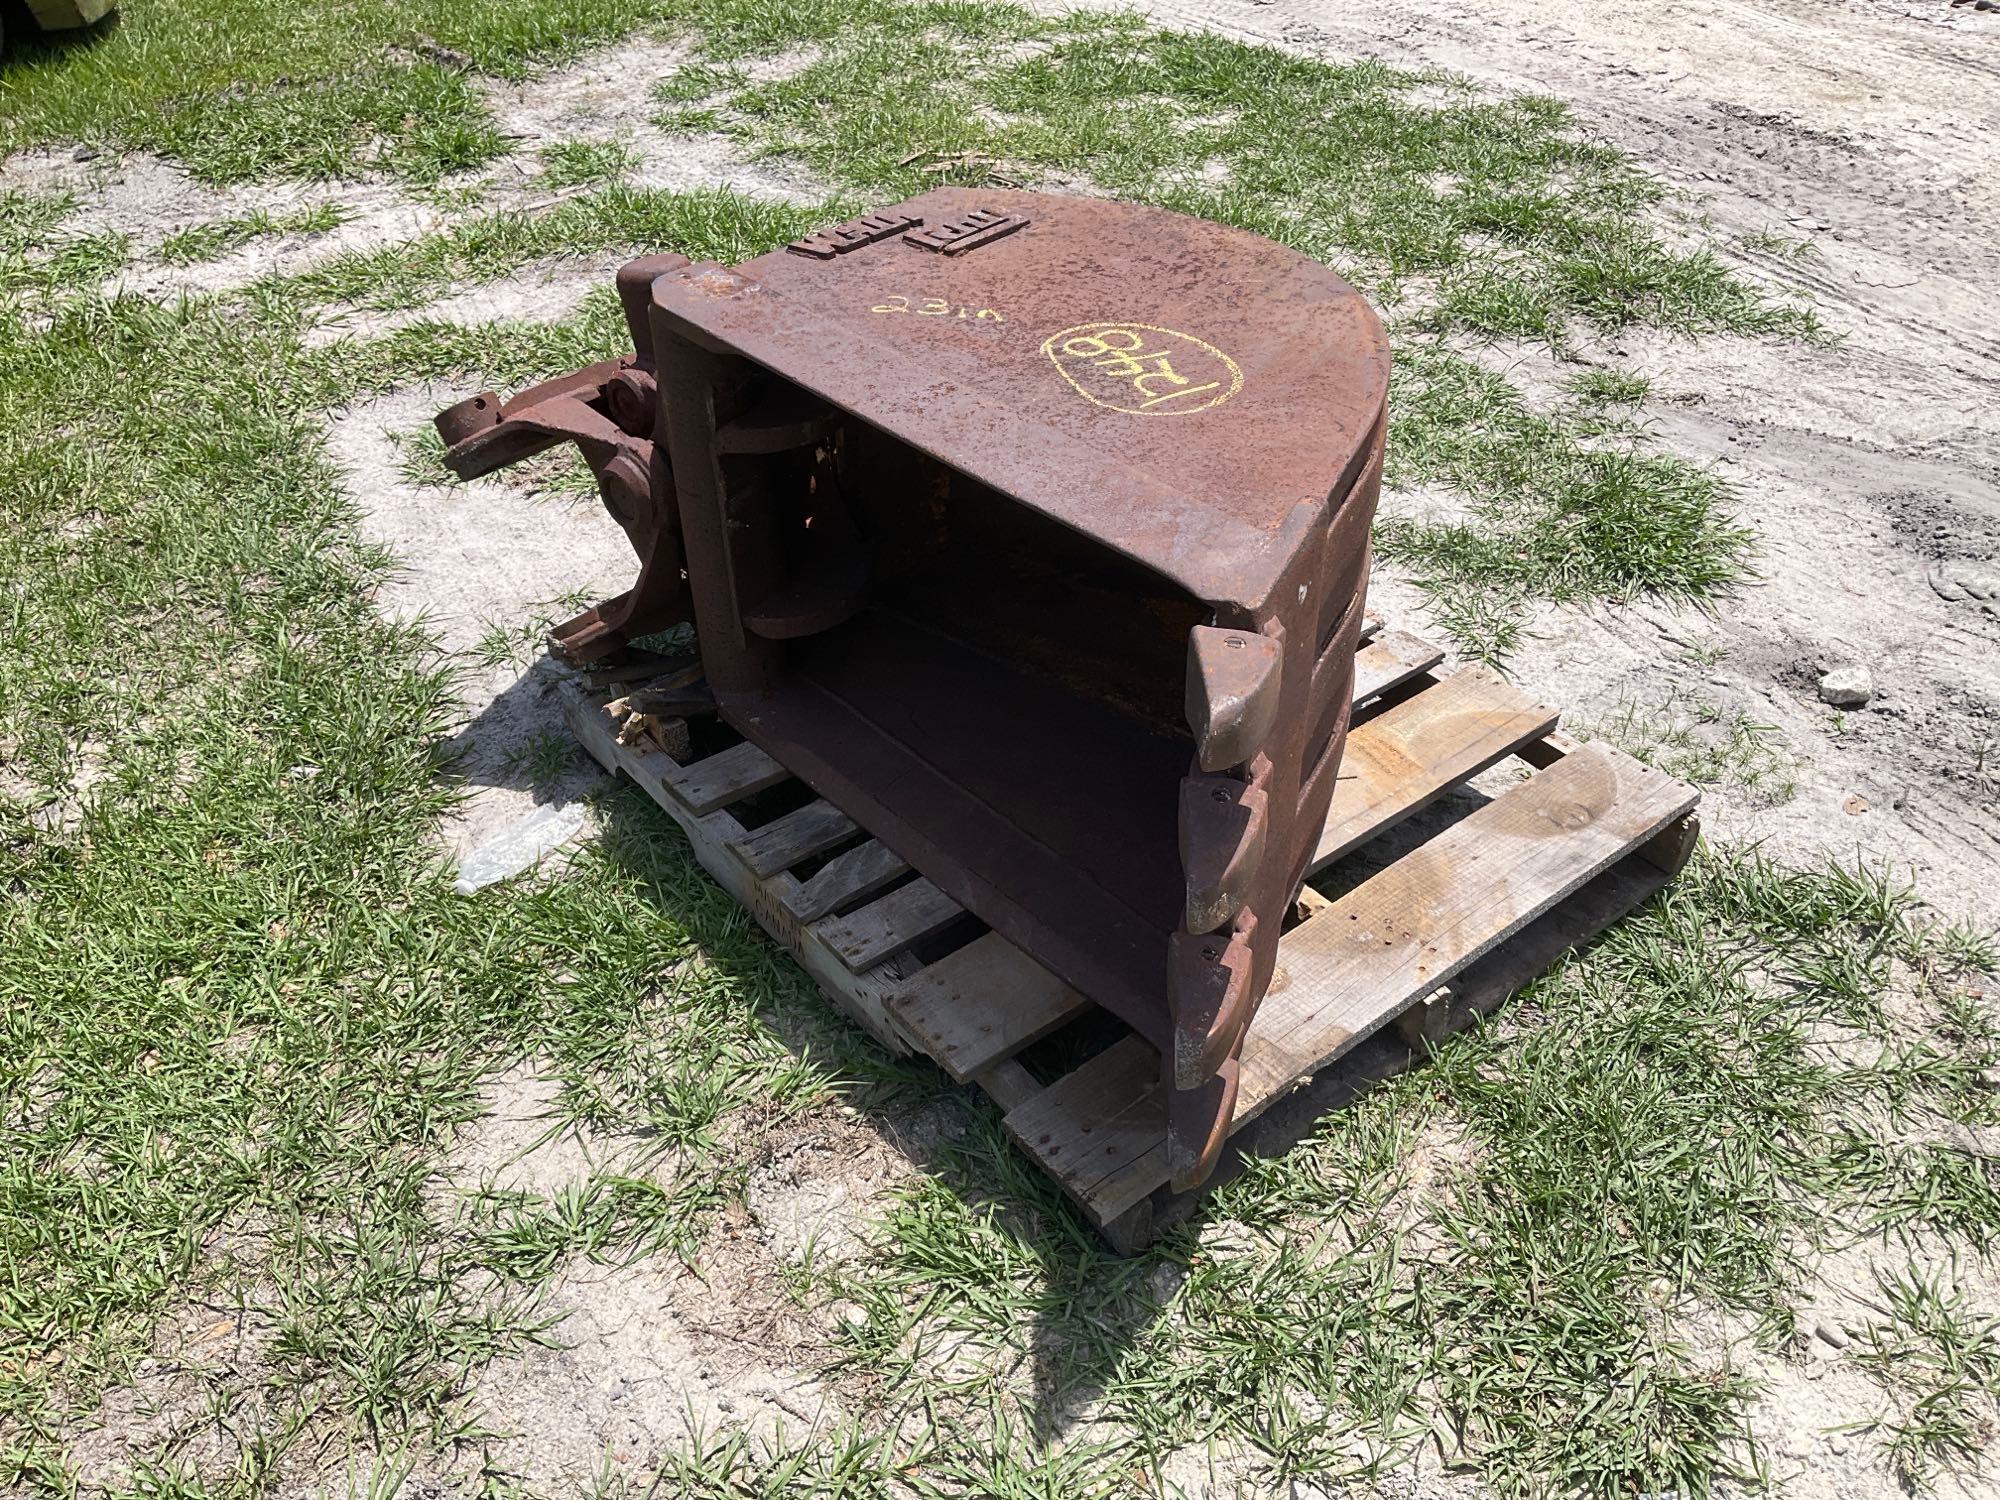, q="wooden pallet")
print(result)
[568,620,1699,1251]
